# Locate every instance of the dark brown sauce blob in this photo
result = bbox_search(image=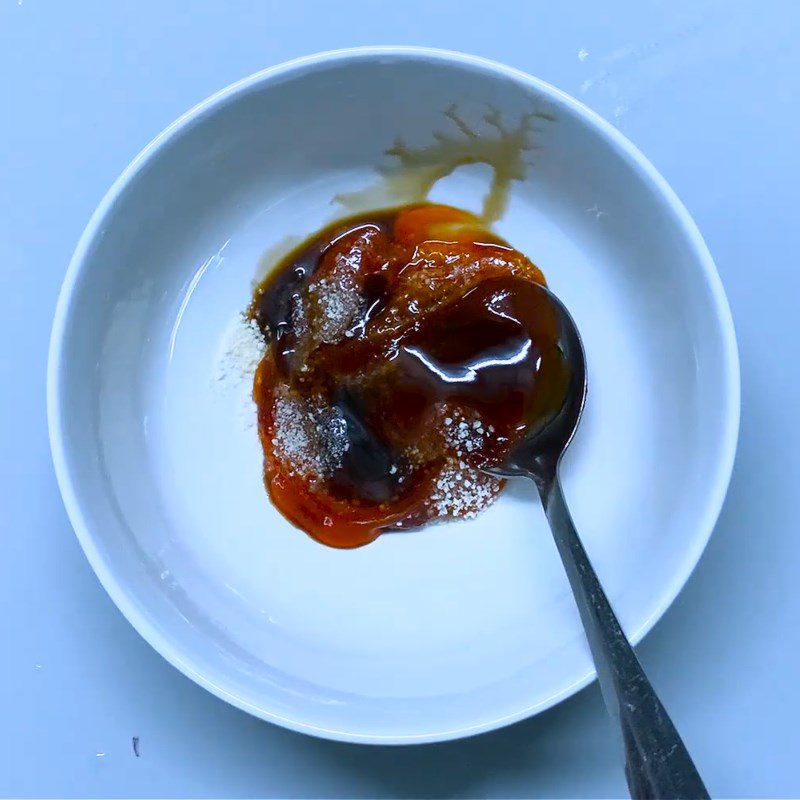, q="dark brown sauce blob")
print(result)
[250,204,568,547]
